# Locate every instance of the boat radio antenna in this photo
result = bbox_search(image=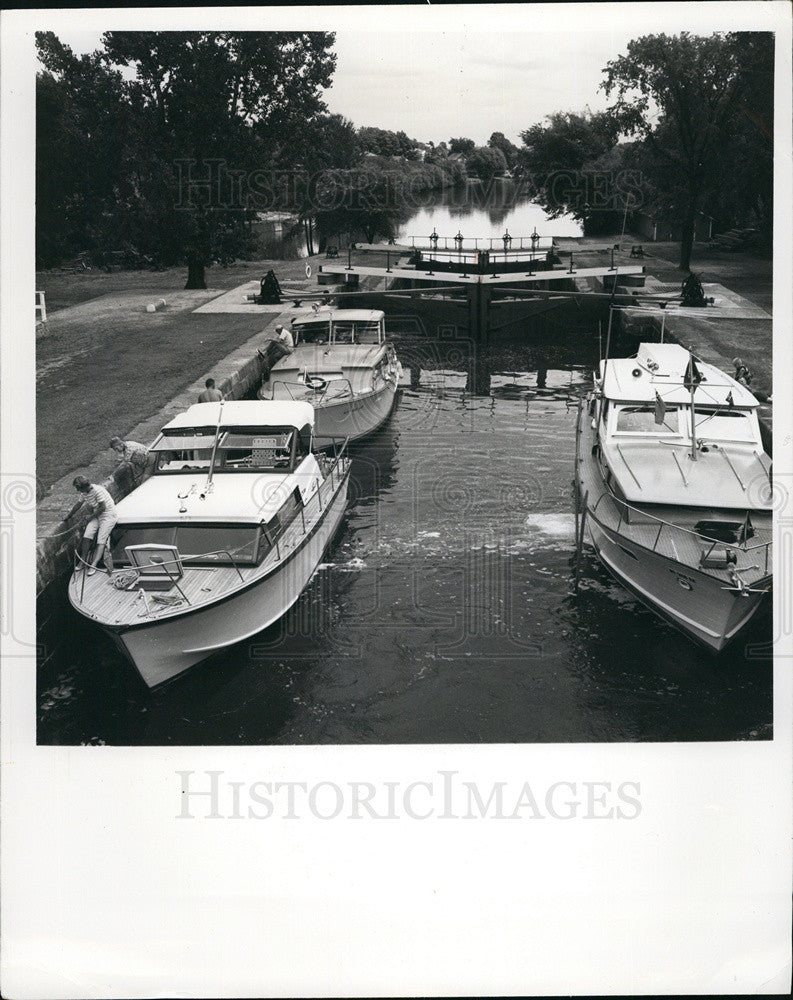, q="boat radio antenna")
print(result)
[202,399,224,497]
